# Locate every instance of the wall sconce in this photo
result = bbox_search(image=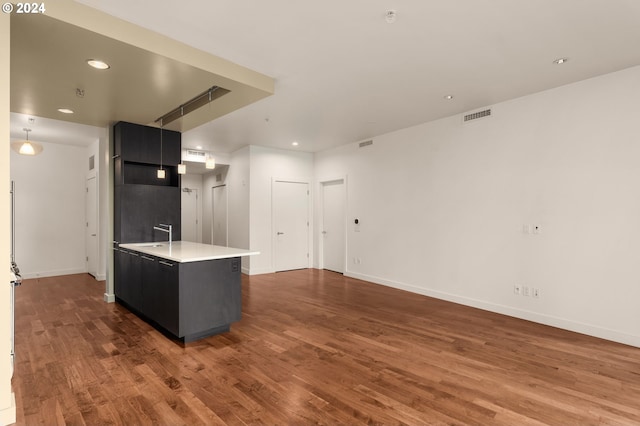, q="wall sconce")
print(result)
[11,128,43,156]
